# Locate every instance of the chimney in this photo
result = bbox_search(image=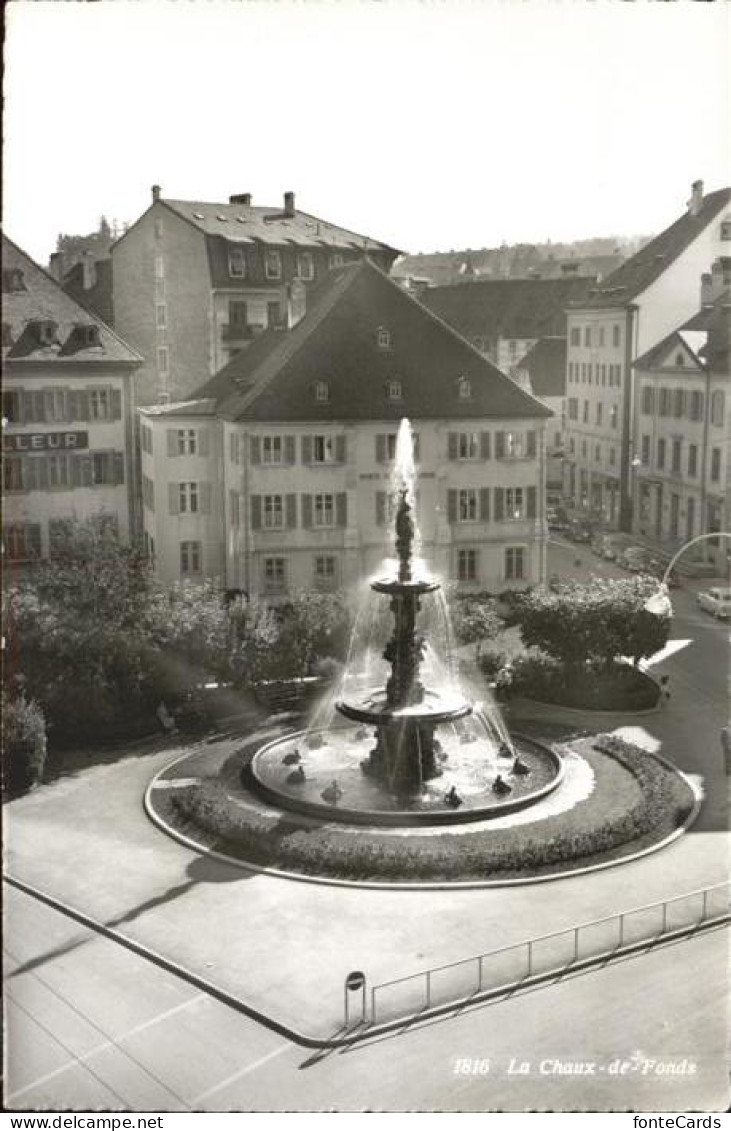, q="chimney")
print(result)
[283,191,295,217]
[48,252,63,282]
[229,193,252,206]
[688,179,703,217]
[82,252,97,291]
[286,278,307,328]
[700,272,713,307]
[152,184,161,203]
